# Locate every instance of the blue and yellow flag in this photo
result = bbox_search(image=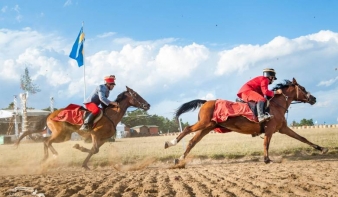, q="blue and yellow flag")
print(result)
[69,27,85,67]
